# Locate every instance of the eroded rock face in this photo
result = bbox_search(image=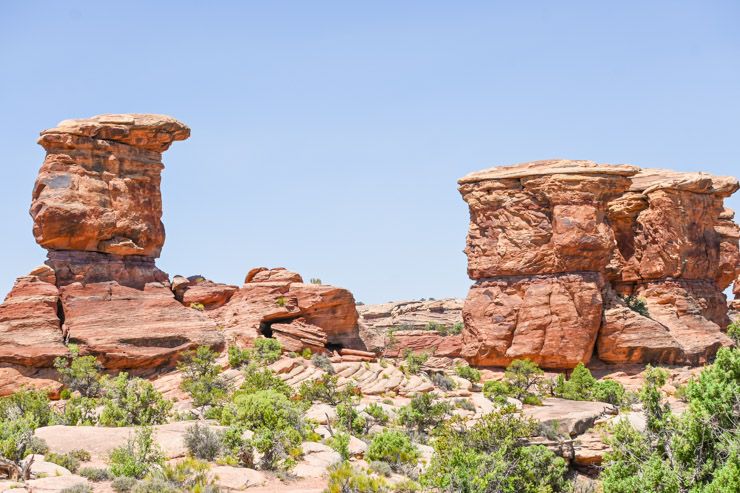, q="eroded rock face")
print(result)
[206,268,362,352]
[31,114,189,257]
[459,160,740,368]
